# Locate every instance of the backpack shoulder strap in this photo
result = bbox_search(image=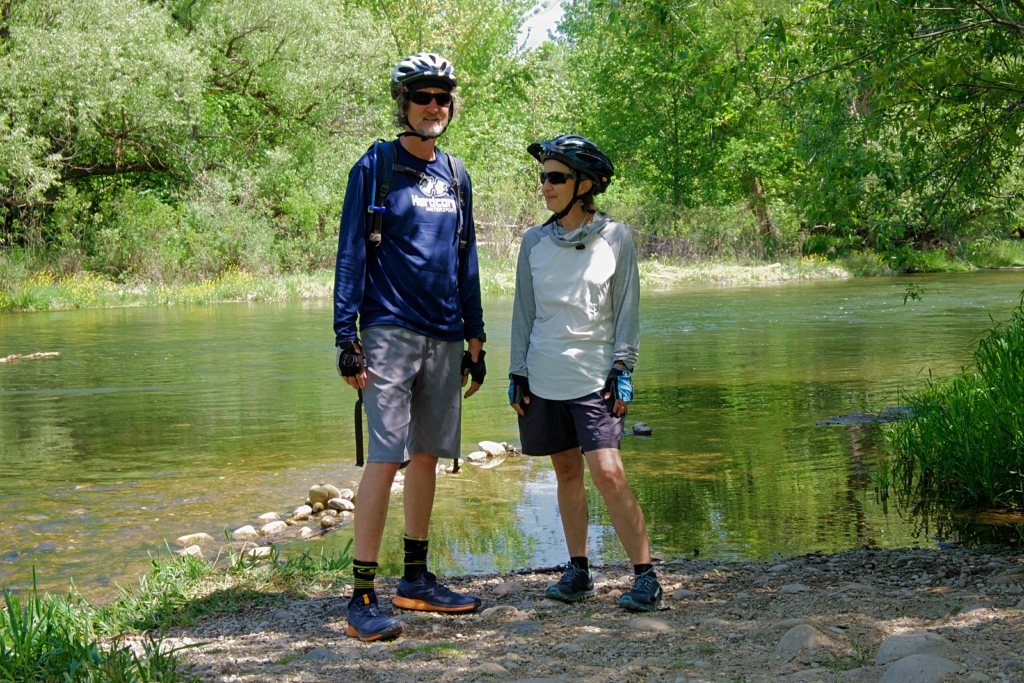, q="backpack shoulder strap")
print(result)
[367,140,396,246]
[445,153,468,251]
